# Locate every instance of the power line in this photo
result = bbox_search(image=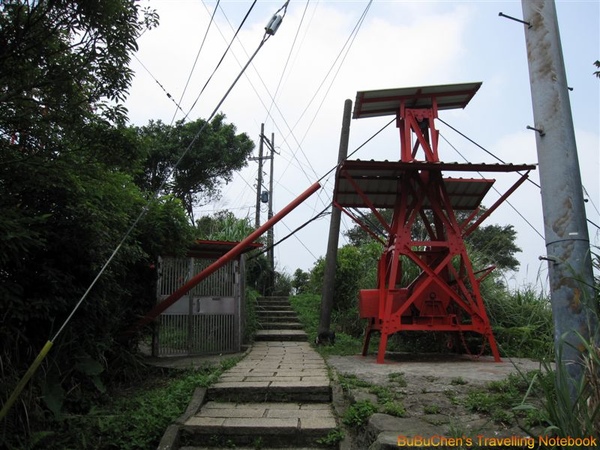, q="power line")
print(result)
[264,0,312,125]
[438,117,541,189]
[438,119,600,233]
[288,0,373,160]
[183,0,258,123]
[278,0,374,186]
[318,117,396,184]
[439,132,544,240]
[170,0,221,125]
[198,1,319,187]
[248,204,330,261]
[133,53,186,117]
